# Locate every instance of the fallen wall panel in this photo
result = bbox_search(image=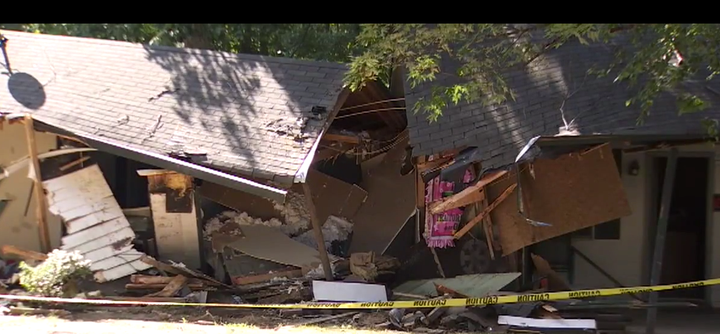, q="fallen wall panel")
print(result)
[349,134,416,254]
[46,165,151,282]
[494,144,632,255]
